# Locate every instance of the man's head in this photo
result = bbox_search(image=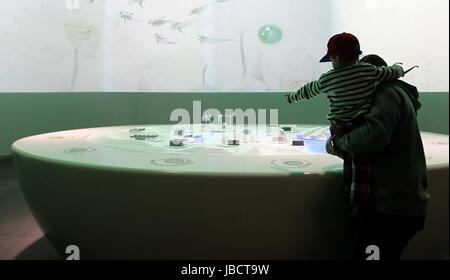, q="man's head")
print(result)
[320,32,362,69]
[360,54,388,67]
